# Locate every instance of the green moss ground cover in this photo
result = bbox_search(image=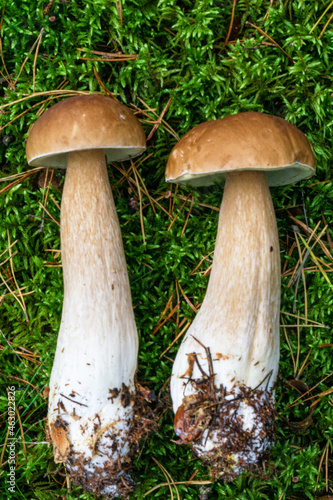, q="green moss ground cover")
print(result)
[0,0,332,498]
